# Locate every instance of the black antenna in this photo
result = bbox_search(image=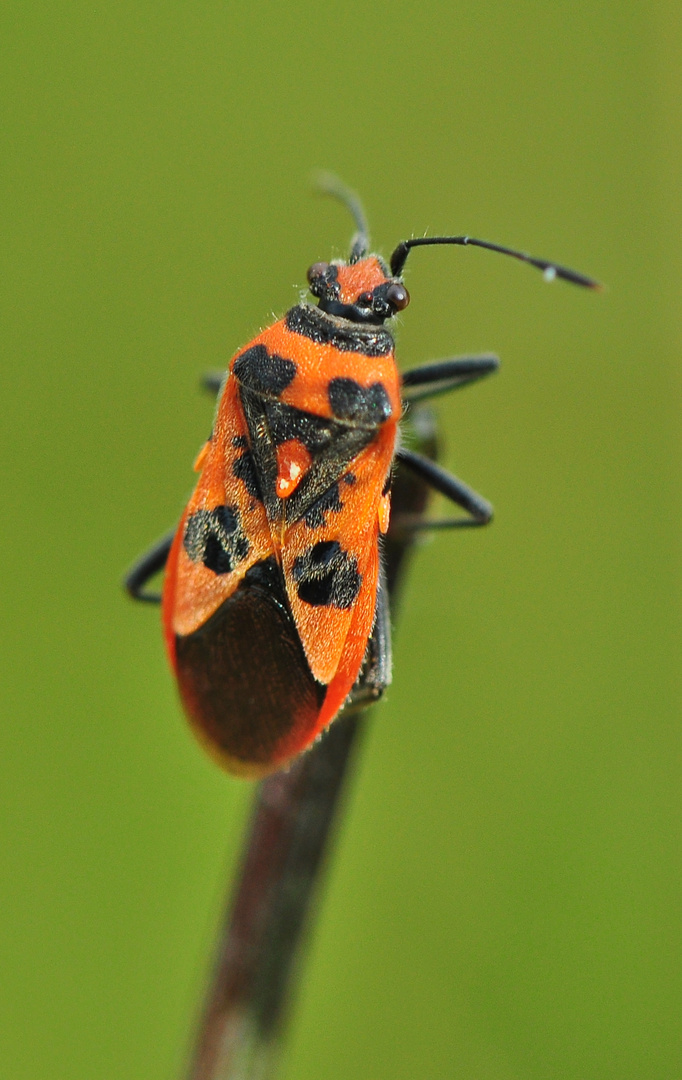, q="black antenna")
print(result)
[314,172,370,264]
[390,235,601,290]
